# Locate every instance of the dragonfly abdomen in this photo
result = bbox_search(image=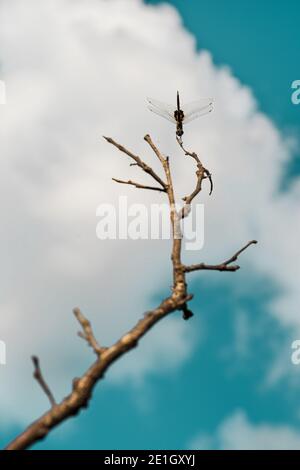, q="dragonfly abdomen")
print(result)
[176,121,184,137]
